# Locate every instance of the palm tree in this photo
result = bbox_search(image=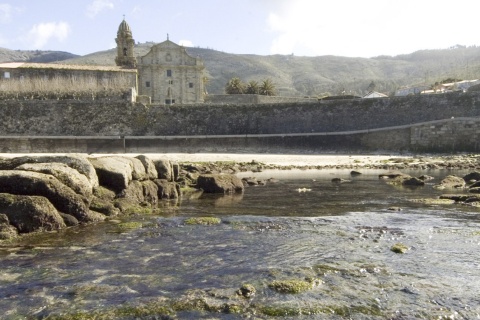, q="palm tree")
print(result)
[245,80,259,94]
[259,78,276,96]
[225,77,245,94]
